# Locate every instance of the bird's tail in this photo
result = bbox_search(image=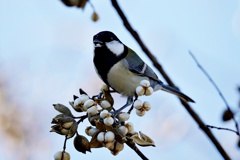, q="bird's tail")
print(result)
[154,84,195,103]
